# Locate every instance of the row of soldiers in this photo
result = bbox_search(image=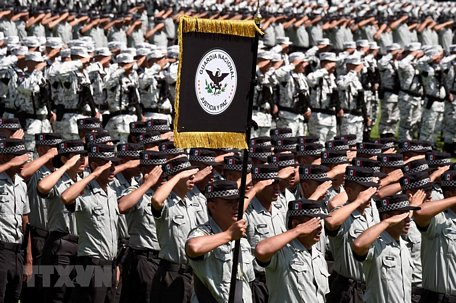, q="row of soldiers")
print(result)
[0,29,178,150]
[0,117,455,303]
[1,1,456,156]
[253,38,456,156]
